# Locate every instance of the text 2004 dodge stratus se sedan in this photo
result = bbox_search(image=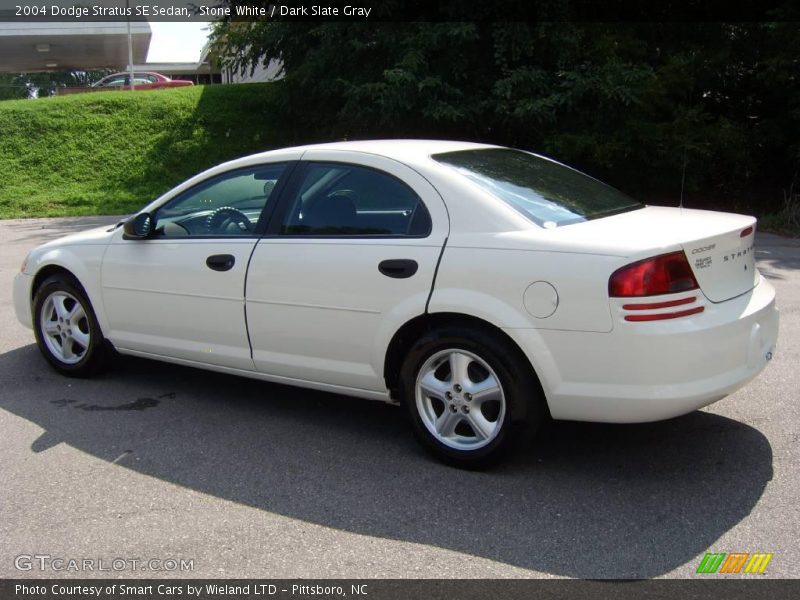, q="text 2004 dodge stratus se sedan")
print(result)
[13,141,779,466]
